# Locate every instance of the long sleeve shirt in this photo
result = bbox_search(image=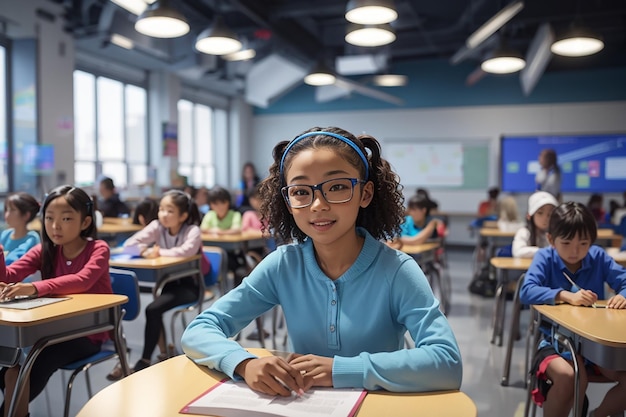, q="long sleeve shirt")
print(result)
[182,228,462,393]
[512,227,550,258]
[200,210,242,231]
[124,219,202,257]
[0,229,40,265]
[520,245,626,306]
[0,239,112,344]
